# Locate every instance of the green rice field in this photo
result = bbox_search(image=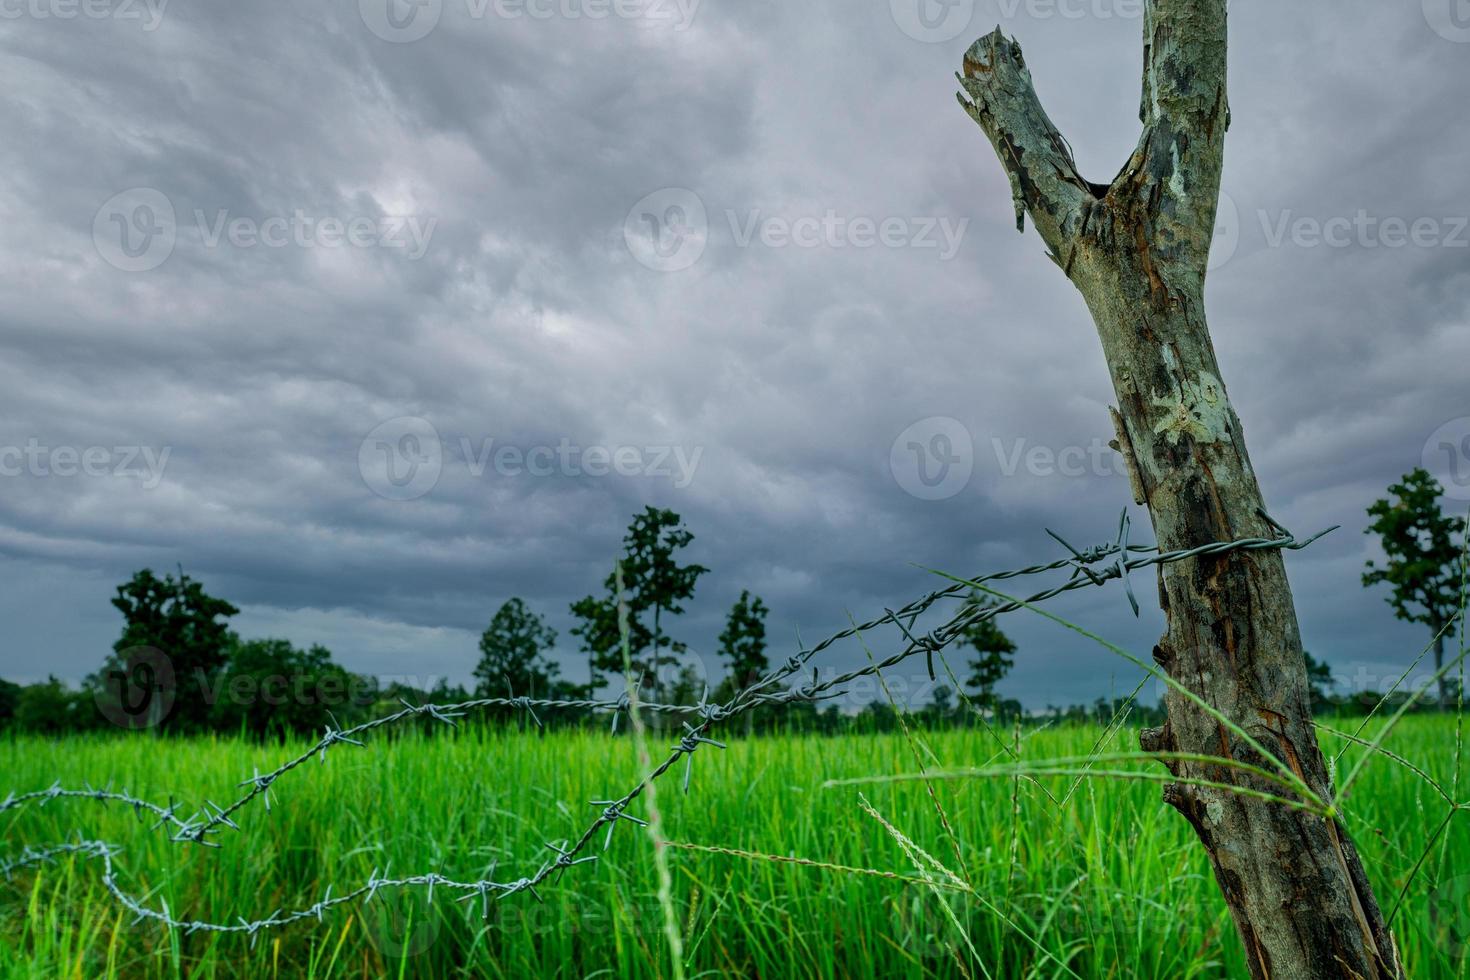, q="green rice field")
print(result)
[1,716,1467,978]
